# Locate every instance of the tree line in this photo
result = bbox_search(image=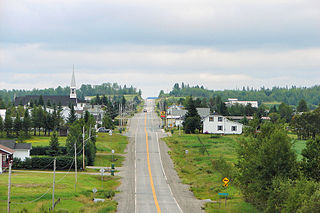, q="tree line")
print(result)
[160,82,320,109]
[0,82,141,106]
